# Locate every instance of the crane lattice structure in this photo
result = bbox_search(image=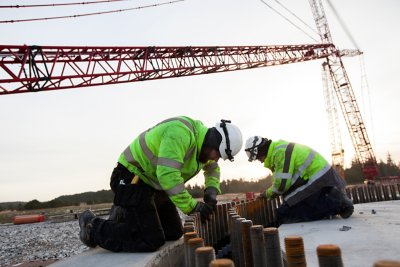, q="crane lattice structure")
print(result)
[321,61,344,177]
[309,0,378,180]
[0,44,334,95]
